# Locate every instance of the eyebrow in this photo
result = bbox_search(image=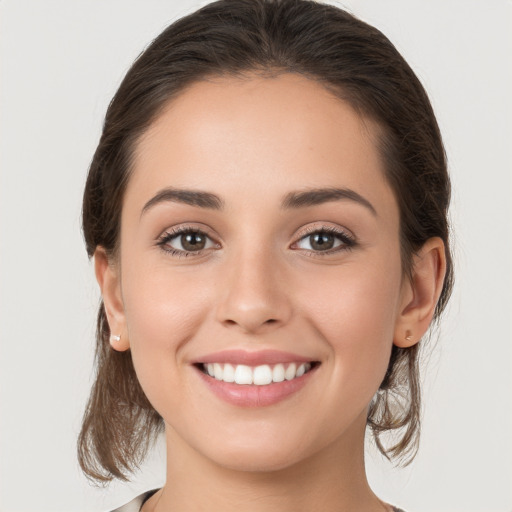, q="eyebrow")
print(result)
[141,188,225,216]
[141,186,377,216]
[281,187,377,216]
